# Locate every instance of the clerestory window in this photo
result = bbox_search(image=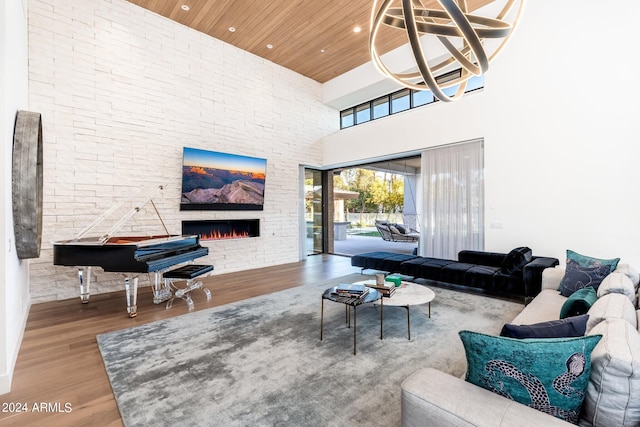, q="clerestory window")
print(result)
[340,70,484,130]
